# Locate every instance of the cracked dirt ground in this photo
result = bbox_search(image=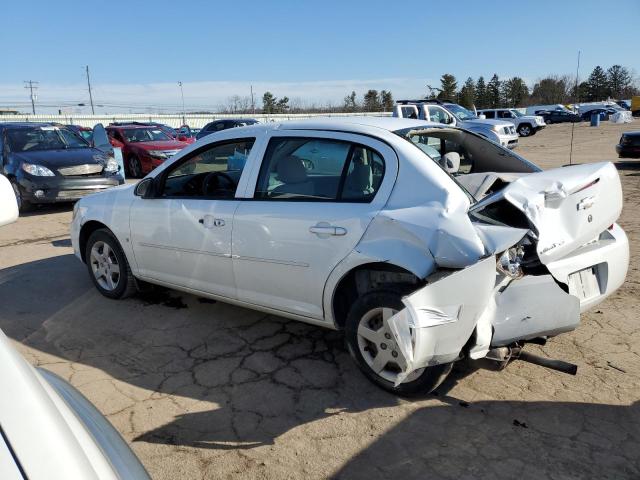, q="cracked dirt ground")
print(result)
[0,120,639,479]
